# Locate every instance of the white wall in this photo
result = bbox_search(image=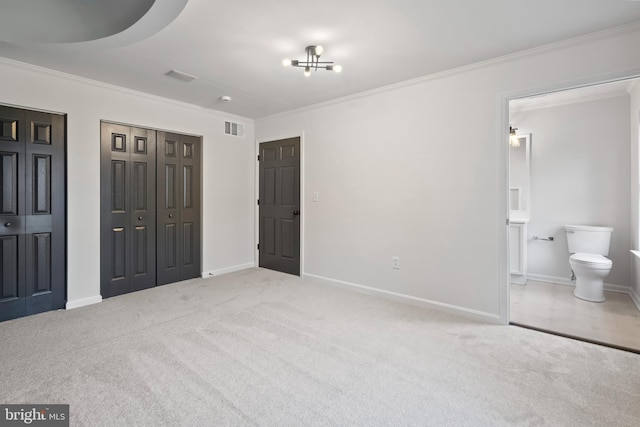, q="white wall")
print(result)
[0,59,255,307]
[511,96,631,287]
[630,82,640,303]
[256,23,640,321]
